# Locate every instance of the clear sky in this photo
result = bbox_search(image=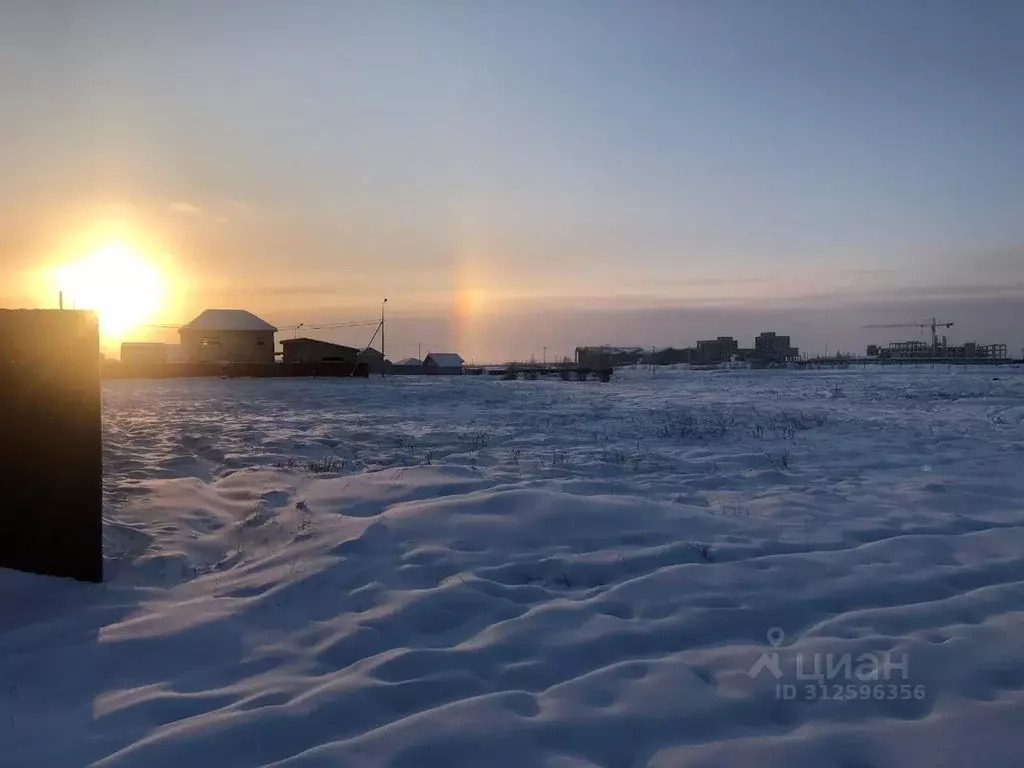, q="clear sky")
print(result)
[2,0,1022,360]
